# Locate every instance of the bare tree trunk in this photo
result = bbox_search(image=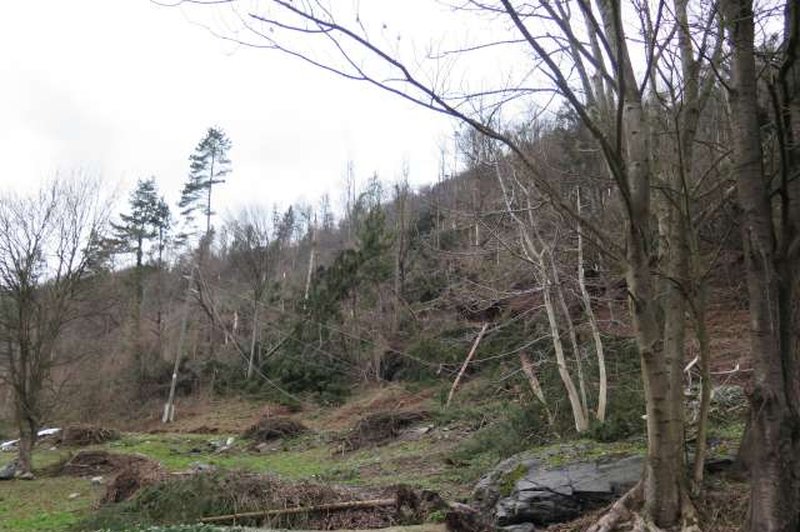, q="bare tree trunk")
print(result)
[690,291,712,491]
[724,1,800,528]
[541,268,589,432]
[14,398,38,476]
[494,160,589,432]
[659,192,689,480]
[16,420,36,476]
[163,266,194,423]
[246,298,259,381]
[577,188,607,422]
[304,223,316,301]
[593,0,685,517]
[393,180,408,332]
[550,253,590,423]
